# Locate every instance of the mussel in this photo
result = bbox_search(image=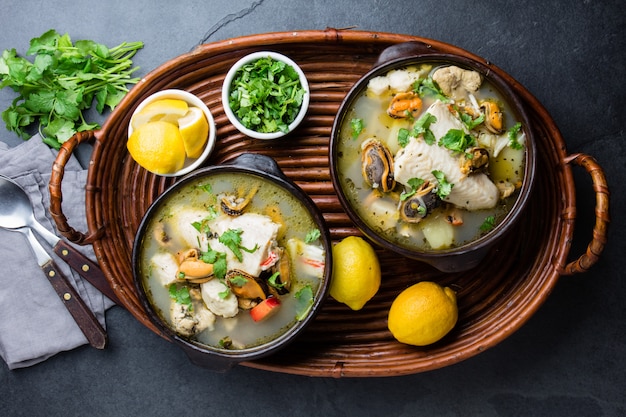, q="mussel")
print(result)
[176,248,214,284]
[481,101,504,134]
[460,147,490,176]
[387,91,423,119]
[220,184,259,216]
[361,138,396,192]
[399,181,441,223]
